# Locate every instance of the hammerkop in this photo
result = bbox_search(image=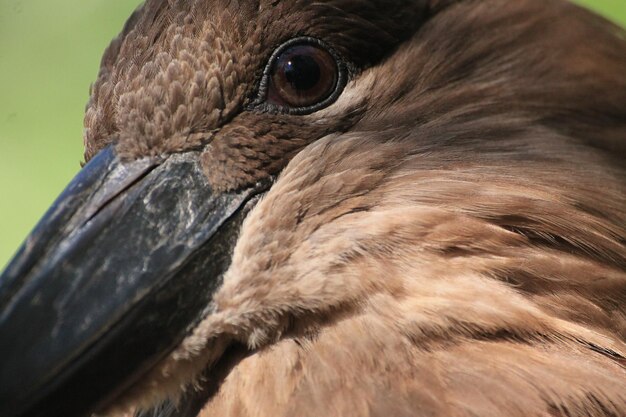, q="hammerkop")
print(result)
[1,0,625,416]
